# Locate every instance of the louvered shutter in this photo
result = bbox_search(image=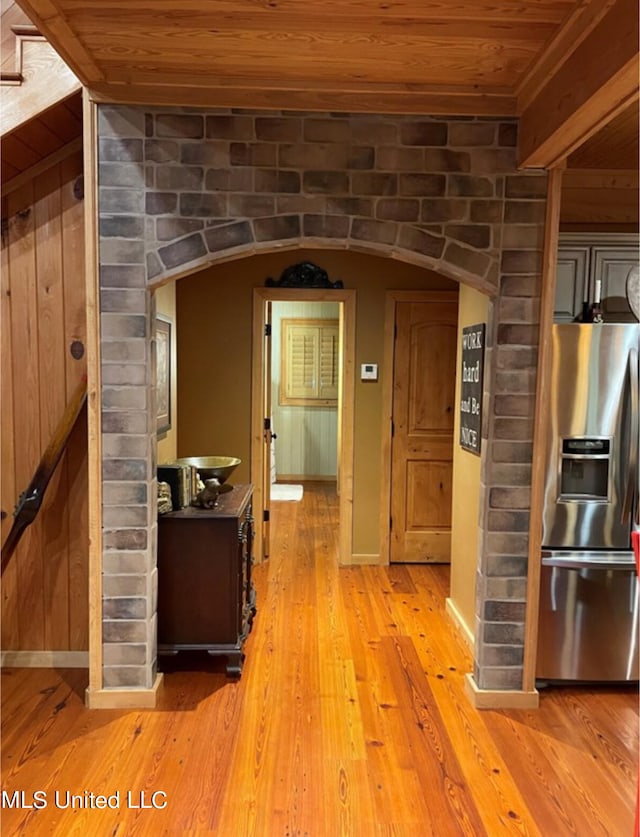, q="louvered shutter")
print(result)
[287,324,318,400]
[280,319,339,406]
[319,325,338,400]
